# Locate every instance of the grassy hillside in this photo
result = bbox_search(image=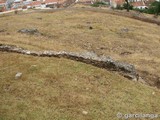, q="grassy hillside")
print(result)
[0,52,160,120]
[0,8,160,86]
[0,8,160,120]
